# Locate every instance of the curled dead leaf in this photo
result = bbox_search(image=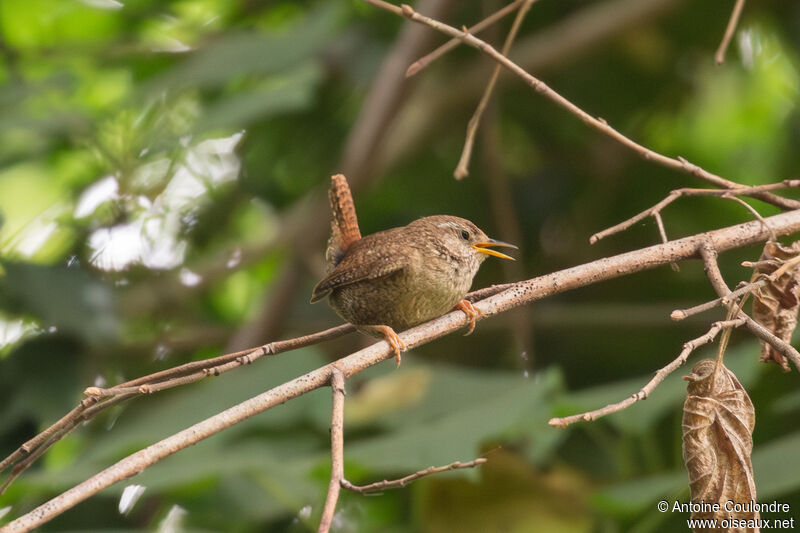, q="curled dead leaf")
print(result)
[751,240,800,372]
[682,359,758,532]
